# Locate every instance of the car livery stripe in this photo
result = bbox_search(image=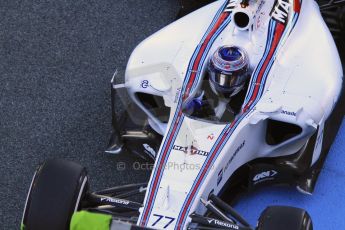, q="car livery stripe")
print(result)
[183,12,231,100]
[189,11,232,93]
[145,0,227,198]
[139,0,232,226]
[244,0,301,105]
[252,8,301,107]
[175,1,302,228]
[174,20,275,229]
[143,10,232,227]
[174,19,275,226]
[155,0,227,166]
[244,4,301,111]
[294,0,301,12]
[174,19,276,228]
[243,19,276,105]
